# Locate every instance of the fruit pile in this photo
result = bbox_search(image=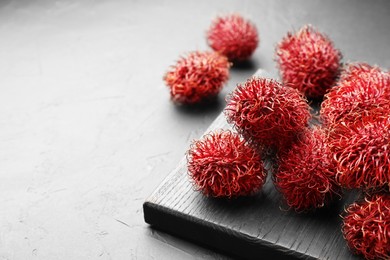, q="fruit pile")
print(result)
[164,14,259,105]
[162,15,389,259]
